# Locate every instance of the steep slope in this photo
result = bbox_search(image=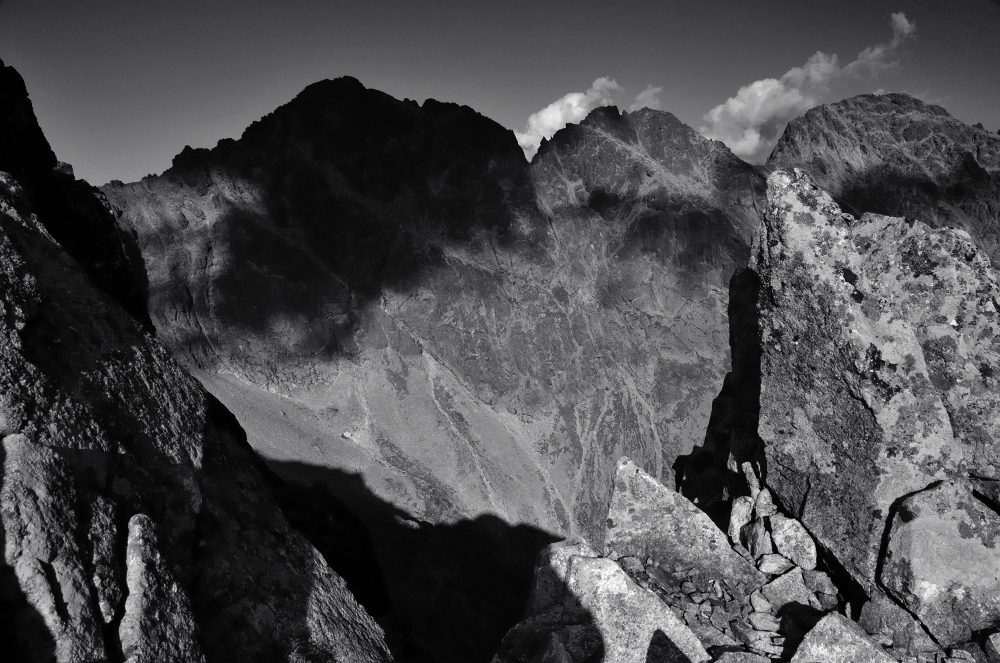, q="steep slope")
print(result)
[0,58,151,329]
[104,83,763,662]
[768,93,1000,264]
[0,171,390,661]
